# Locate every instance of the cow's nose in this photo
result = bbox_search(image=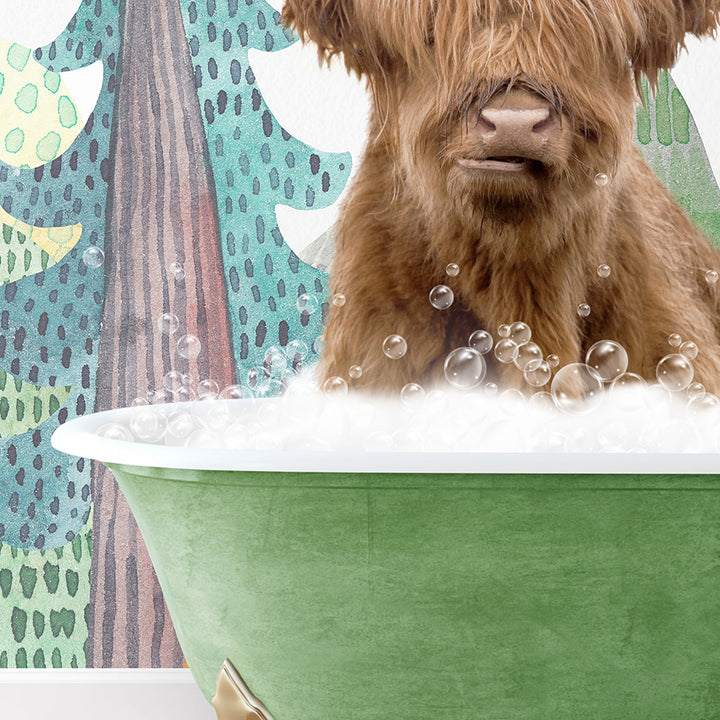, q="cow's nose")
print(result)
[472,87,560,152]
